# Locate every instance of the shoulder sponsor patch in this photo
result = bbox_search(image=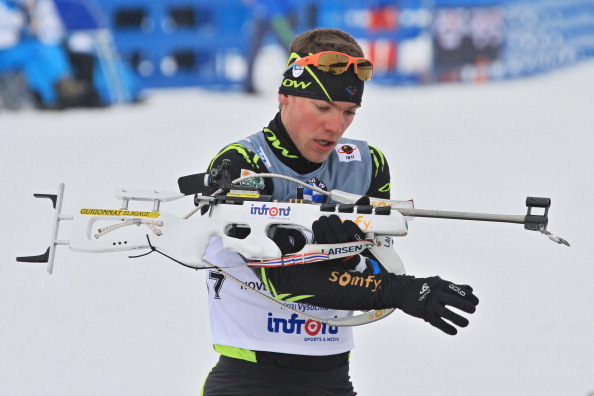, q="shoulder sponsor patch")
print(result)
[257,147,272,171]
[335,144,361,162]
[239,169,266,191]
